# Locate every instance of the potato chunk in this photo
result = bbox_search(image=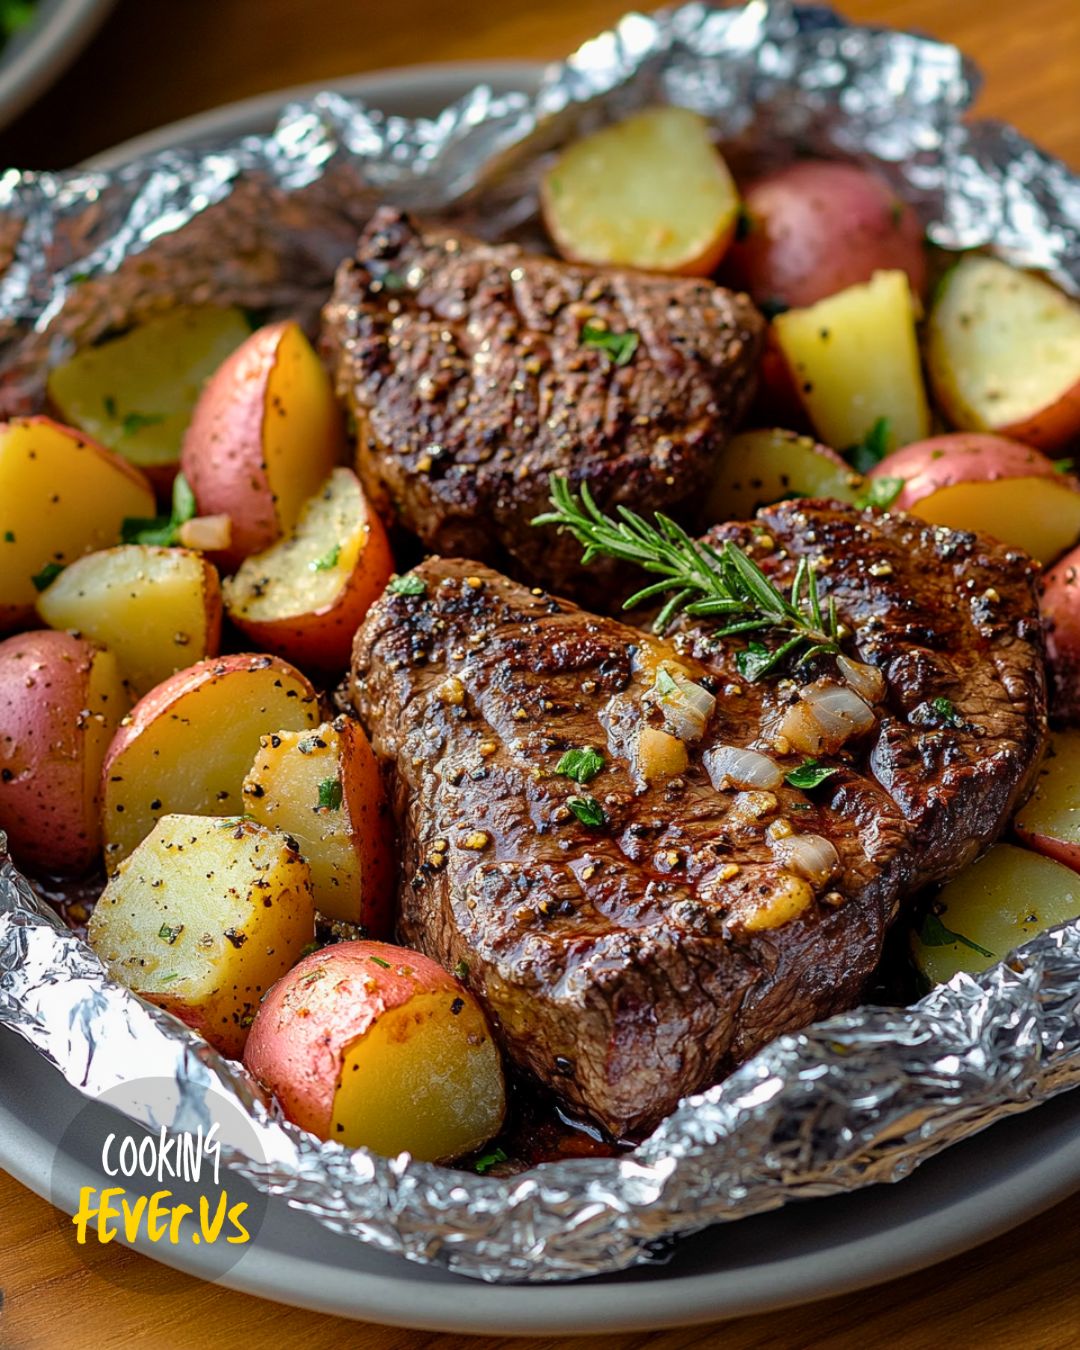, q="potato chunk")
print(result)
[88,814,316,1058]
